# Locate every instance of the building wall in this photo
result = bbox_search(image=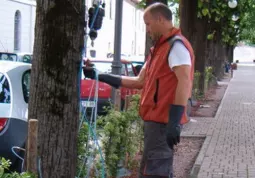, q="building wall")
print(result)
[0,0,36,53]
[0,0,145,57]
[85,0,146,58]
